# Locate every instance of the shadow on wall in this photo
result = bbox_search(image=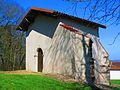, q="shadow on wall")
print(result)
[44,28,73,74]
[60,18,99,37]
[82,35,93,83]
[43,25,94,80]
[26,14,99,38]
[26,15,59,38]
